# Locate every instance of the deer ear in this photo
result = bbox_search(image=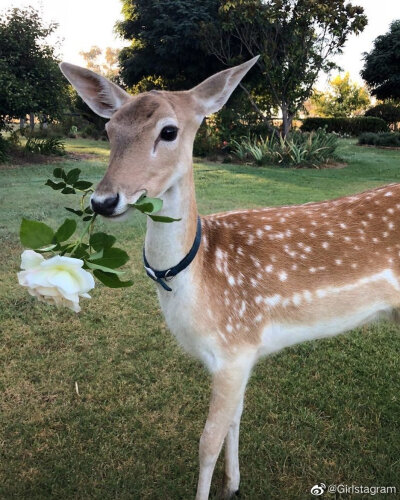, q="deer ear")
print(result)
[59,62,131,118]
[190,56,259,117]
